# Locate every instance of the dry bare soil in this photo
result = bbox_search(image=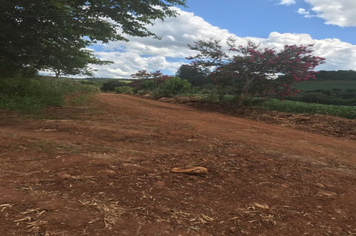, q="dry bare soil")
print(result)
[0,94,355,236]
